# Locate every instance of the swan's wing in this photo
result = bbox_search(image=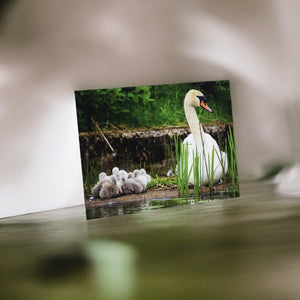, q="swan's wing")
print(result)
[203,133,220,153]
[203,133,229,176]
